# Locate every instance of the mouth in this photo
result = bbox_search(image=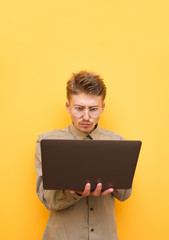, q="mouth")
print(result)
[80,122,92,127]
